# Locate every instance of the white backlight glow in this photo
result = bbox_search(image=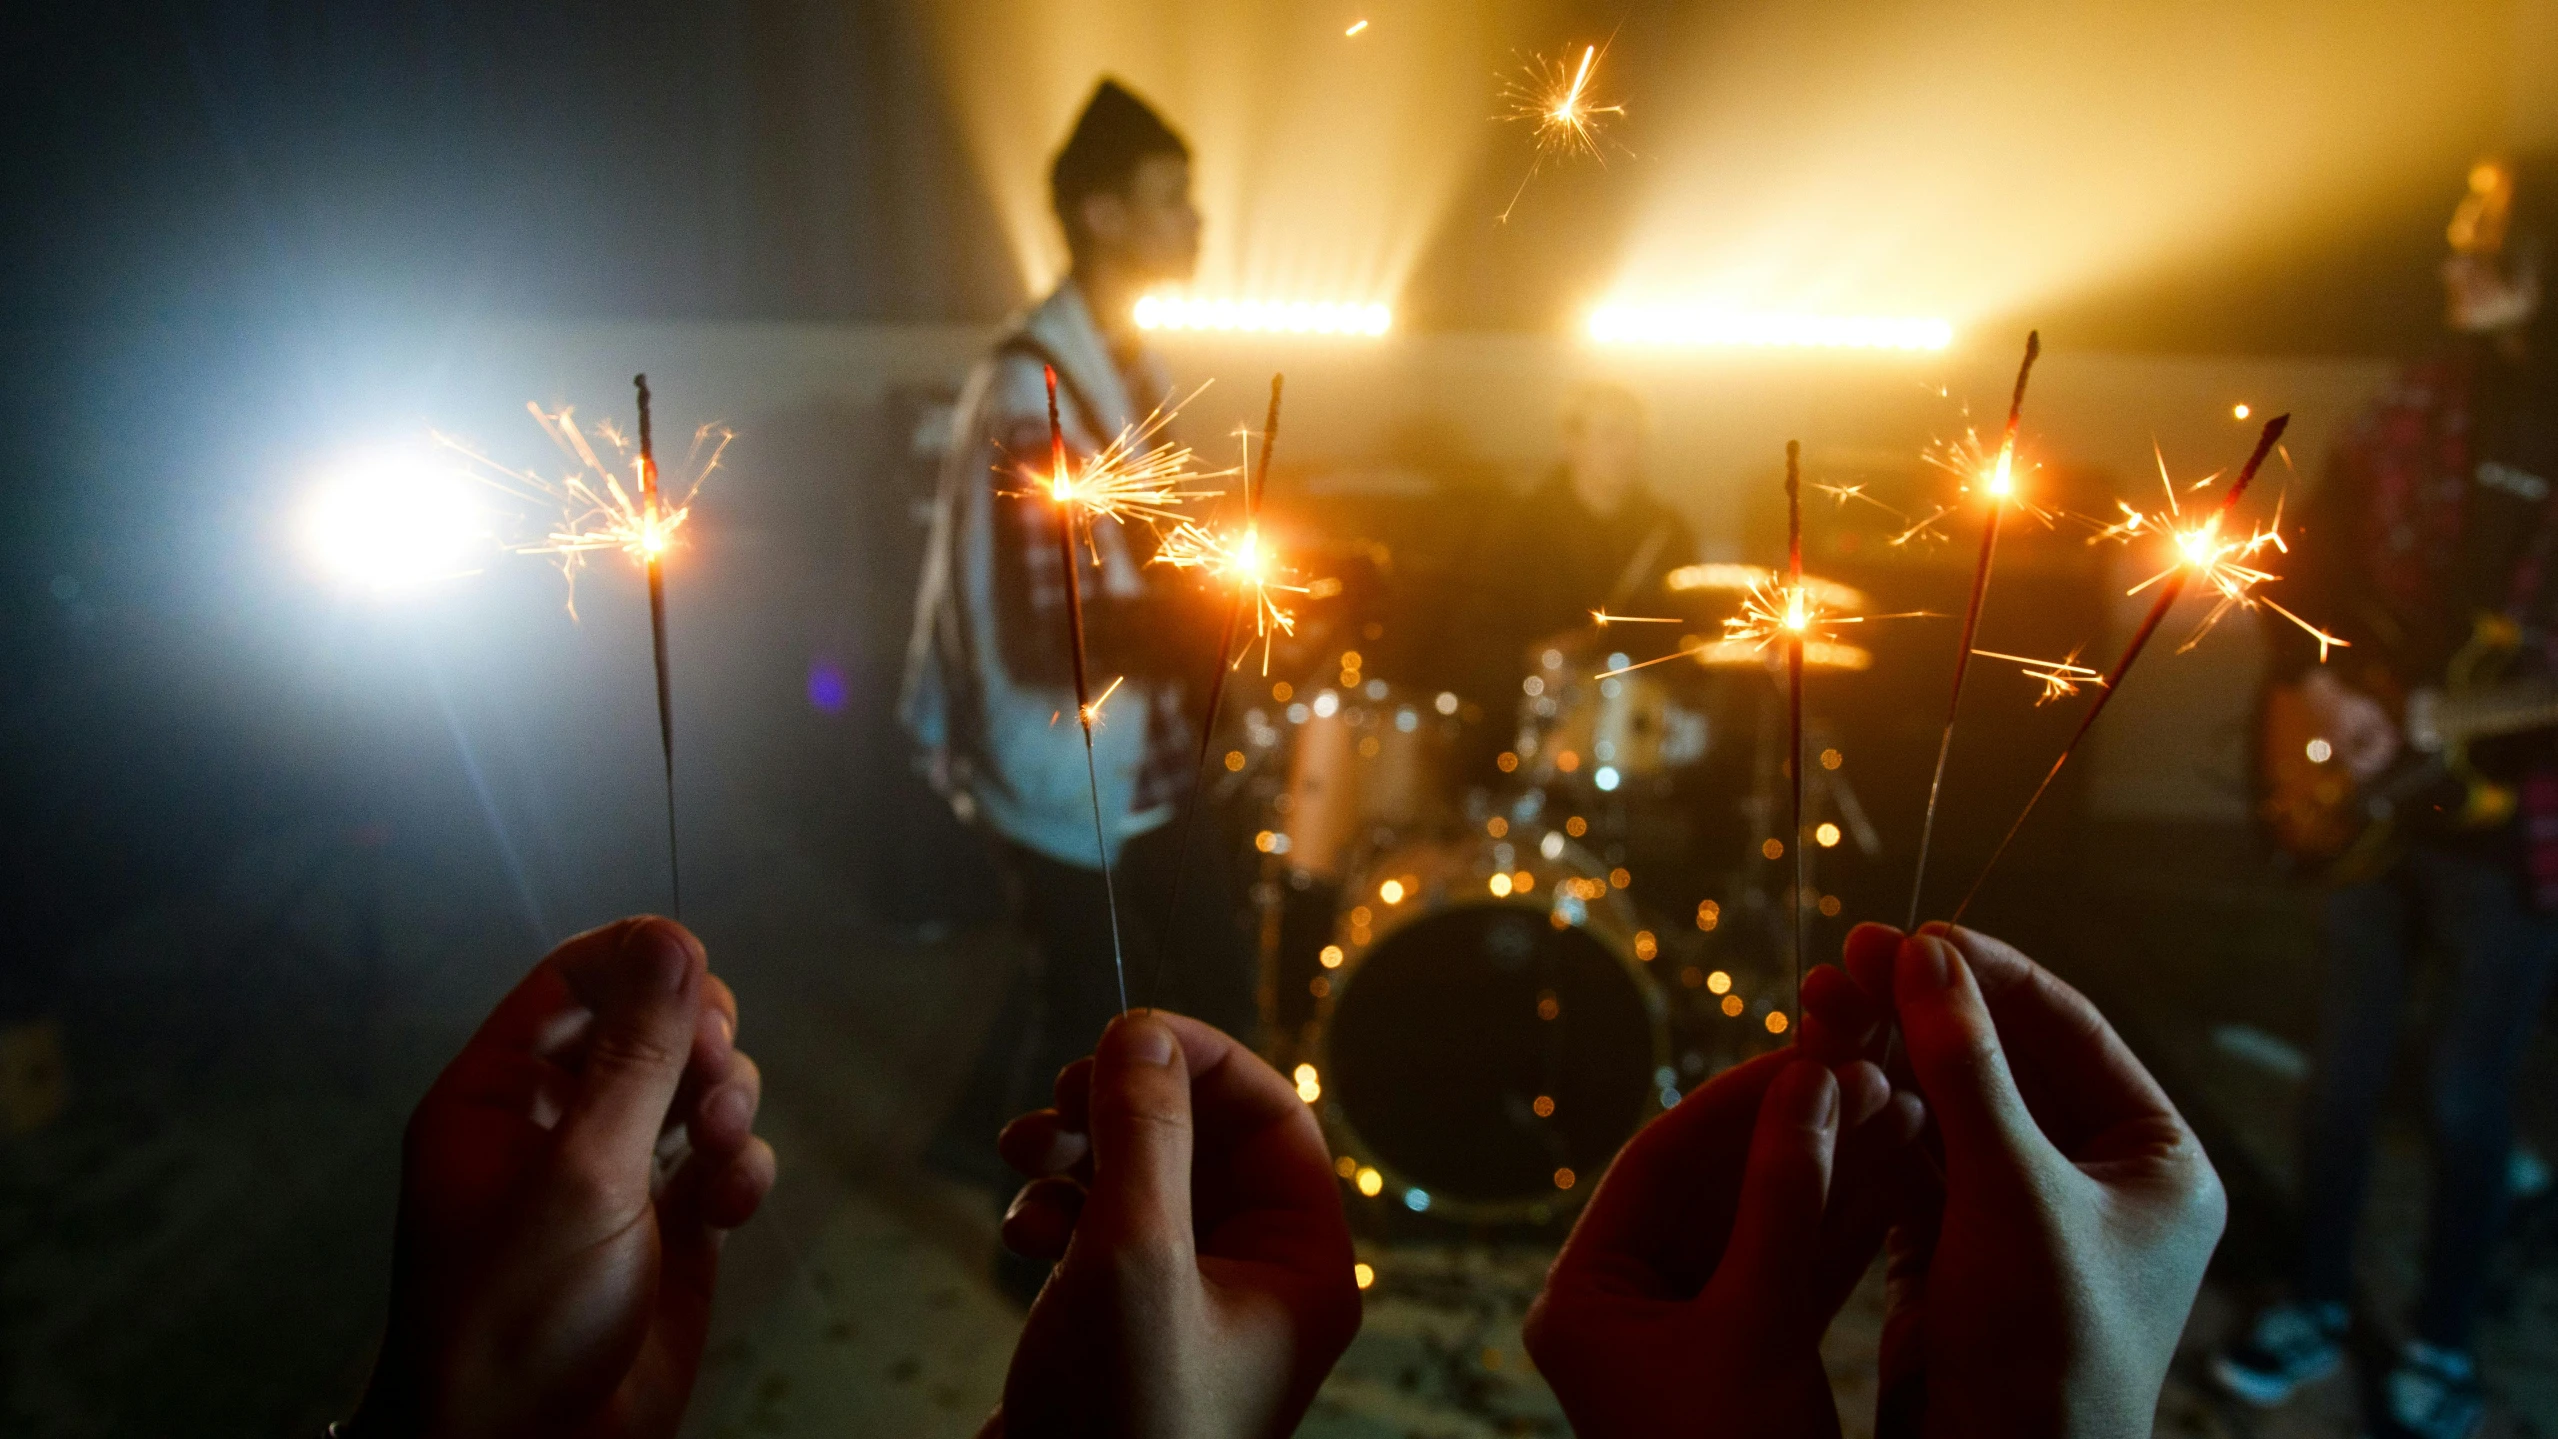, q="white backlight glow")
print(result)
[1587,307,1952,352]
[1135,296,1391,337]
